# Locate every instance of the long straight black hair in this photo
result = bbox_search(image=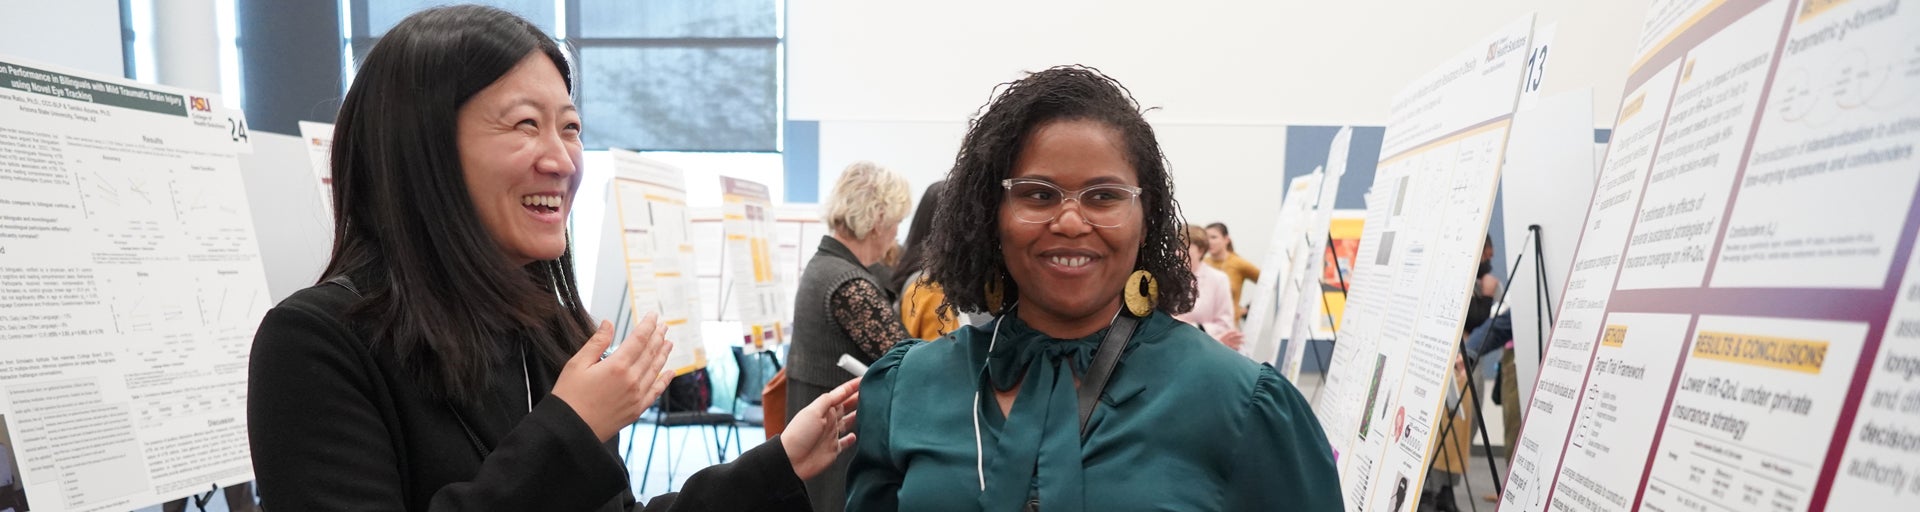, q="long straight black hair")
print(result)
[321,5,592,406]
